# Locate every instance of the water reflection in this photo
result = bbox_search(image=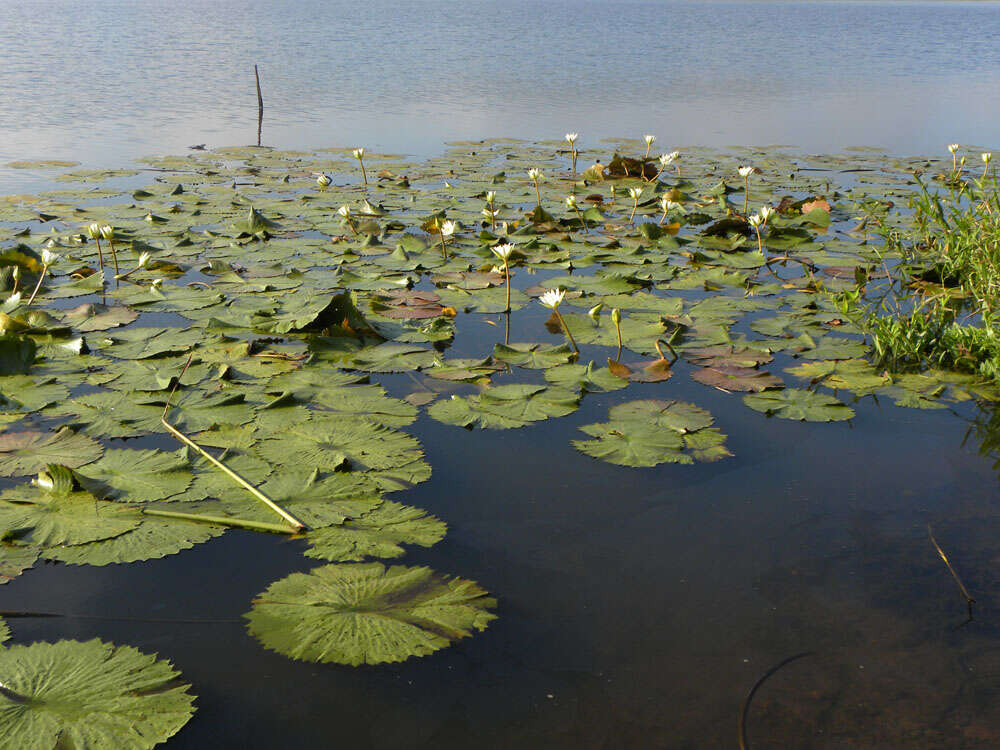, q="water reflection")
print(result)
[3,0,1000,194]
